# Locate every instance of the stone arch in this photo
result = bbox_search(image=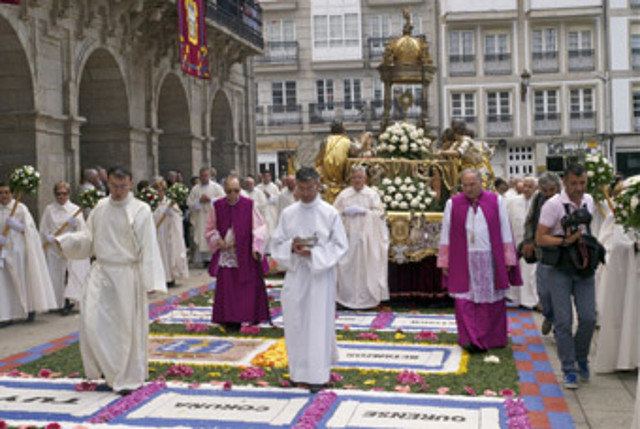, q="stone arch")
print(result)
[0,16,36,181]
[210,90,235,177]
[157,73,192,178]
[78,48,130,172]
